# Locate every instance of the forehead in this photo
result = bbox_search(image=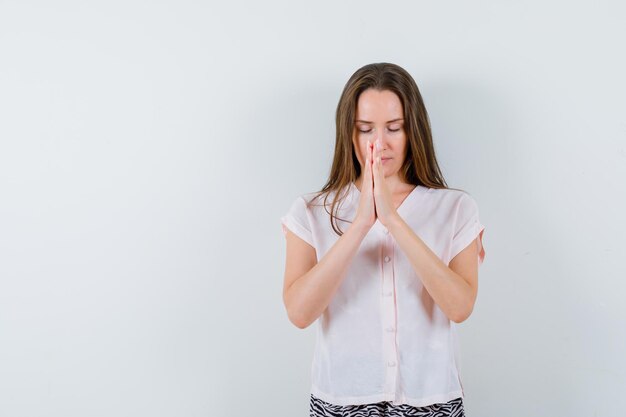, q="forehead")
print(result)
[355,89,403,120]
